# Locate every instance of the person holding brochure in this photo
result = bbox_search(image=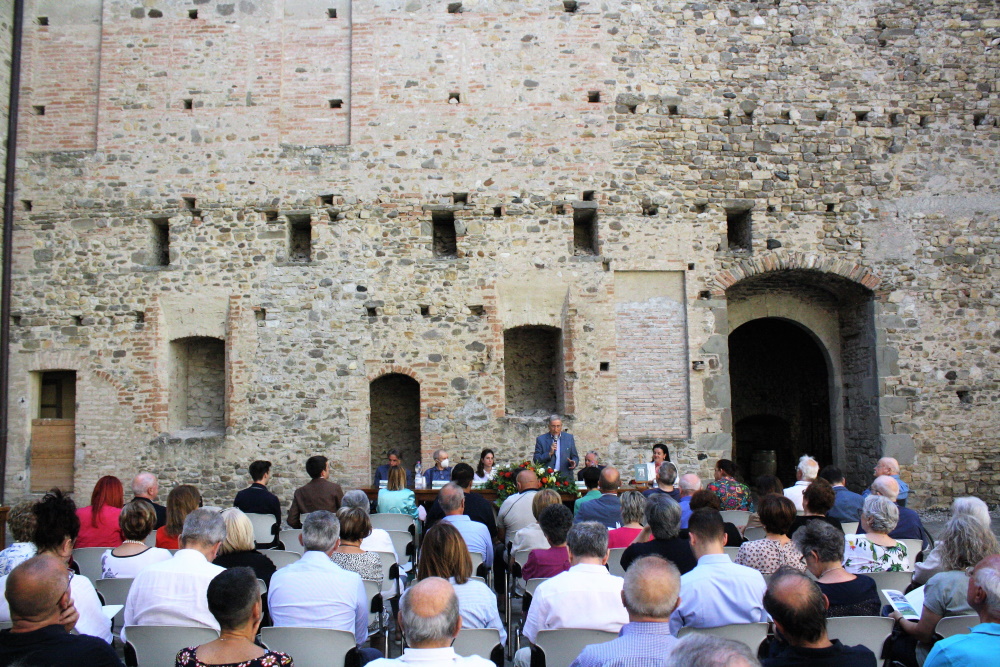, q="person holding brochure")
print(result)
[924,555,1000,667]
